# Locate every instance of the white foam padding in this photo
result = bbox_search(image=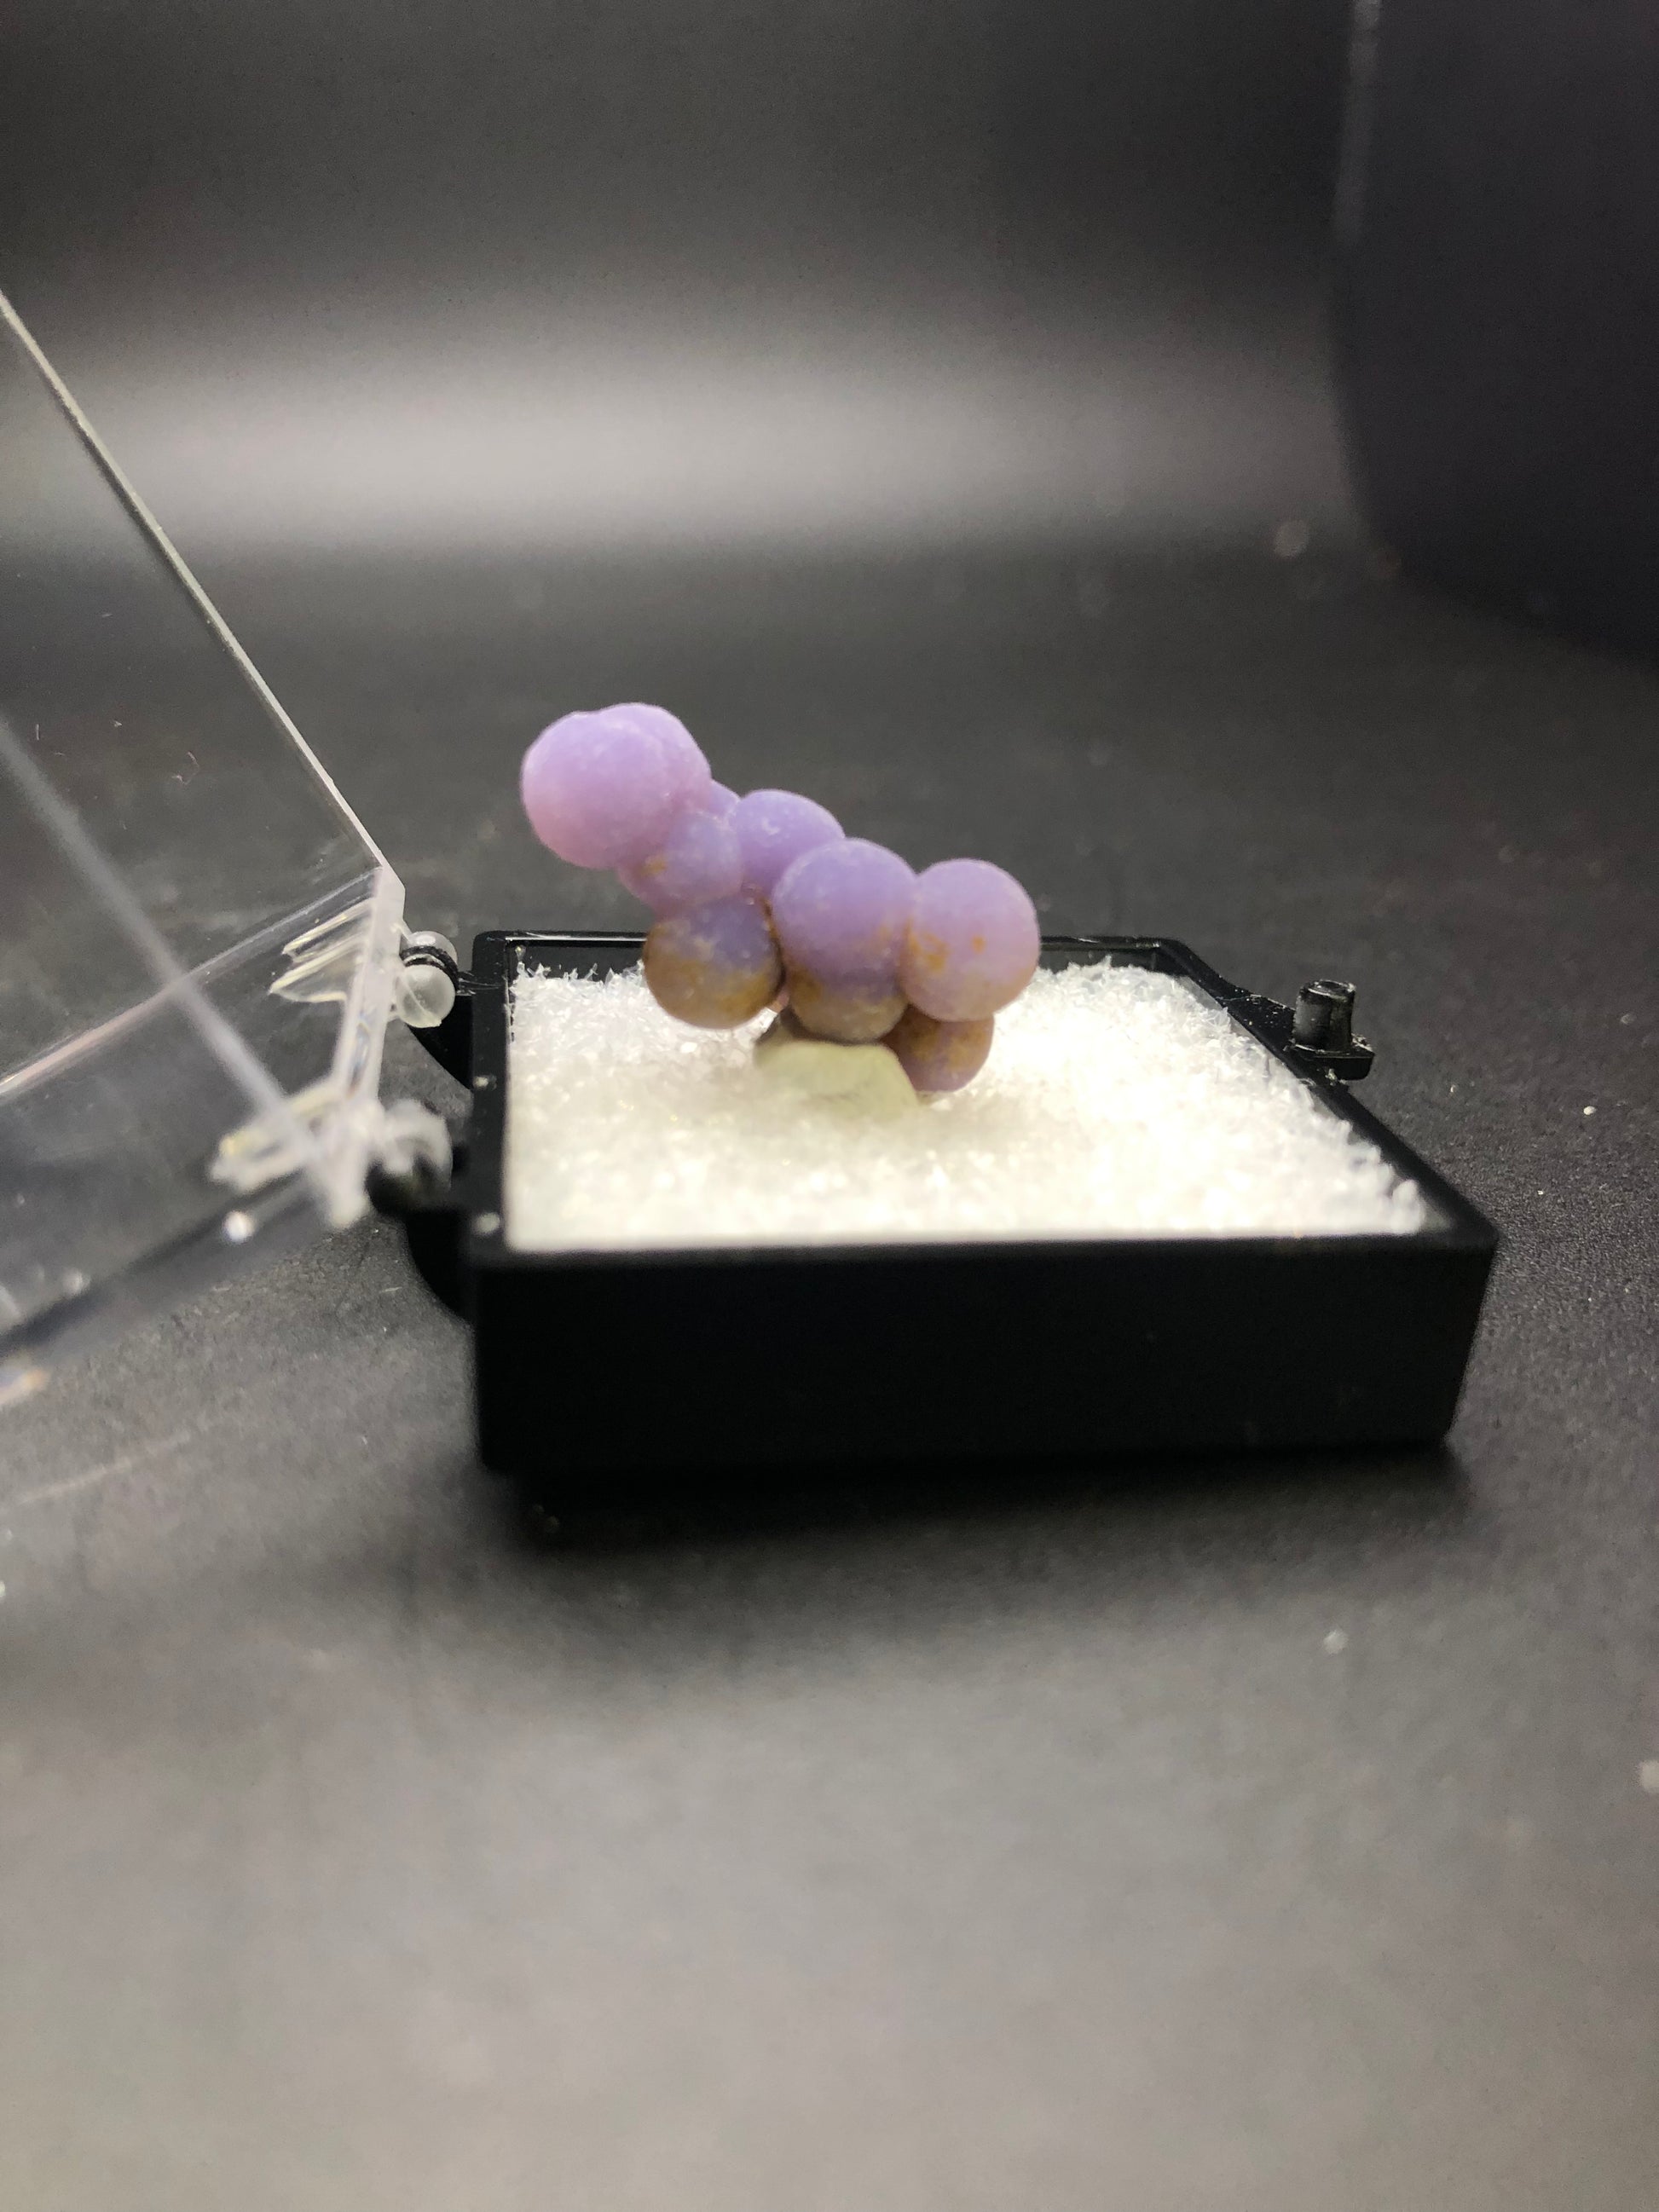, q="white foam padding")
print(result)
[505,962,1427,1250]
